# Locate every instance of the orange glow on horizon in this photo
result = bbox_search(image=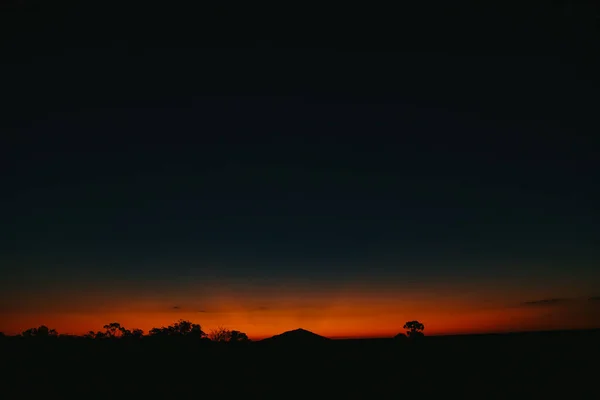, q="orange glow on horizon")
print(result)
[2,282,599,338]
